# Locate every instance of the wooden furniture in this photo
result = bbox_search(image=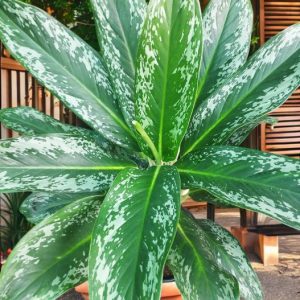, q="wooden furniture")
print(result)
[248,225,300,265]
